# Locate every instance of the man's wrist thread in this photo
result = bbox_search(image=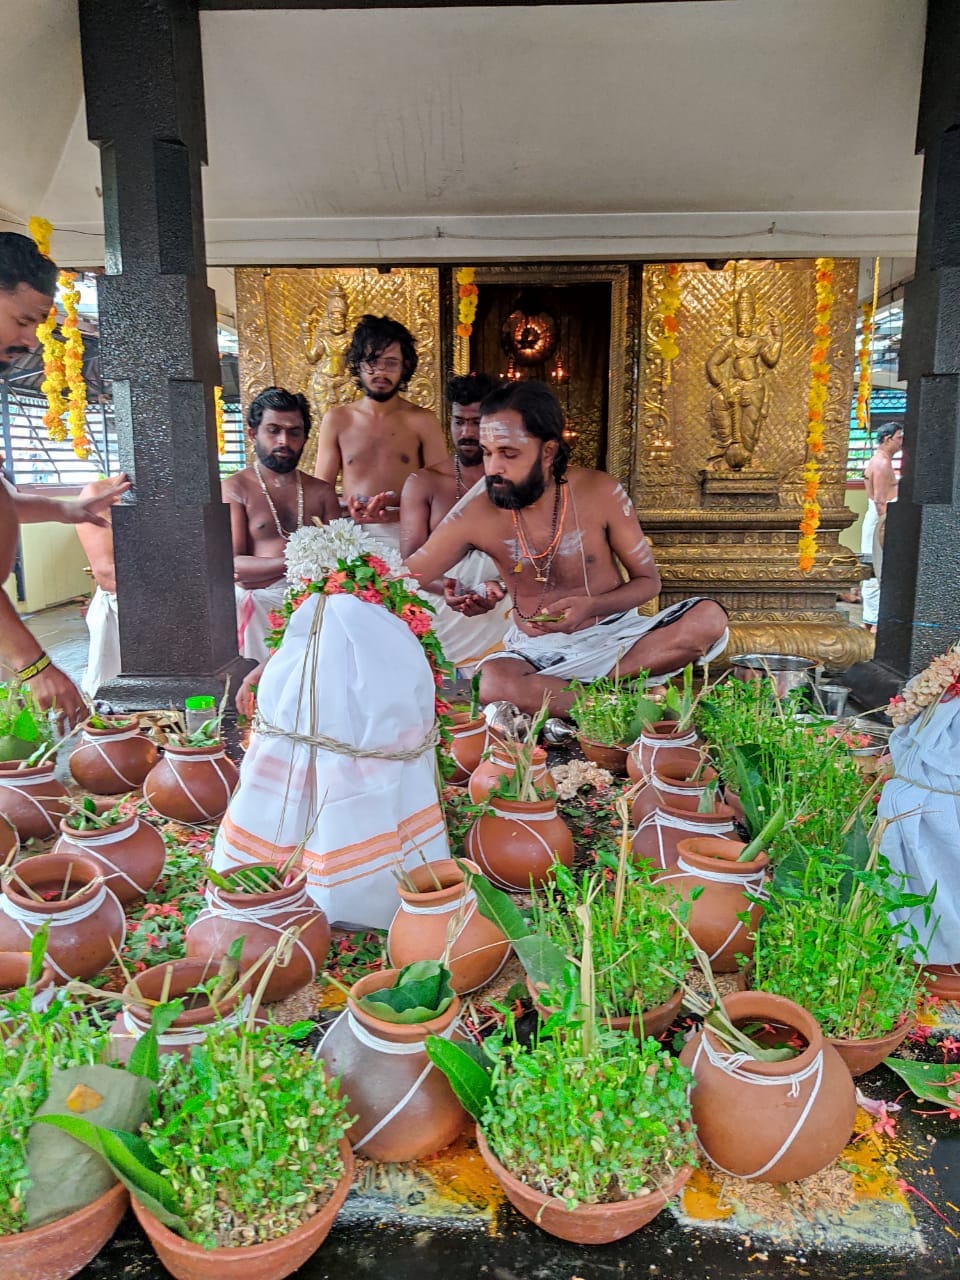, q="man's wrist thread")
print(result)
[18,652,52,681]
